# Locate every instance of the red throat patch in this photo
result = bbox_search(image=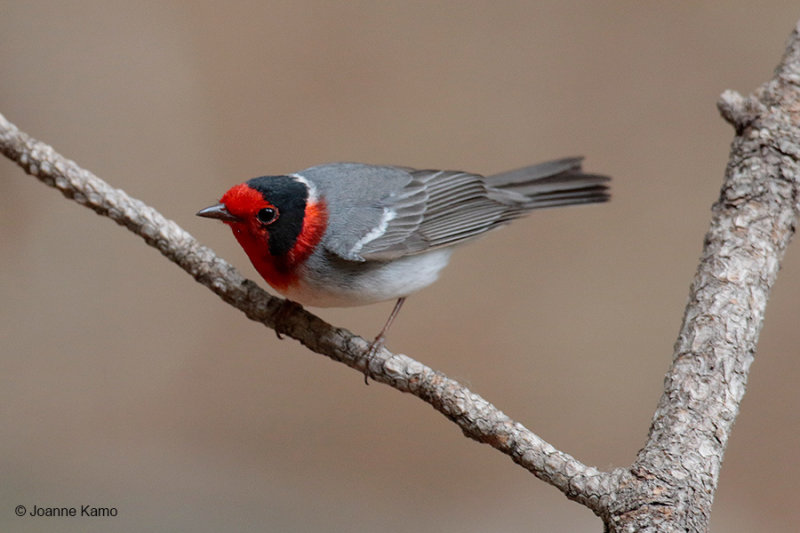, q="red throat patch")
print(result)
[288,199,328,267]
[230,198,328,292]
[219,181,328,294]
[259,199,328,291]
